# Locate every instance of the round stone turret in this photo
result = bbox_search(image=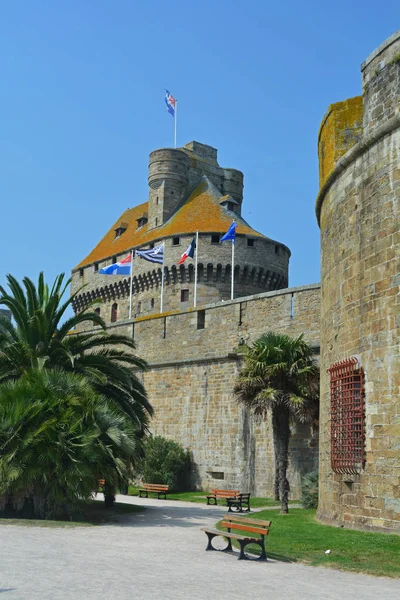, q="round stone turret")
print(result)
[317,30,400,532]
[148,148,189,190]
[71,139,291,328]
[222,168,244,204]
